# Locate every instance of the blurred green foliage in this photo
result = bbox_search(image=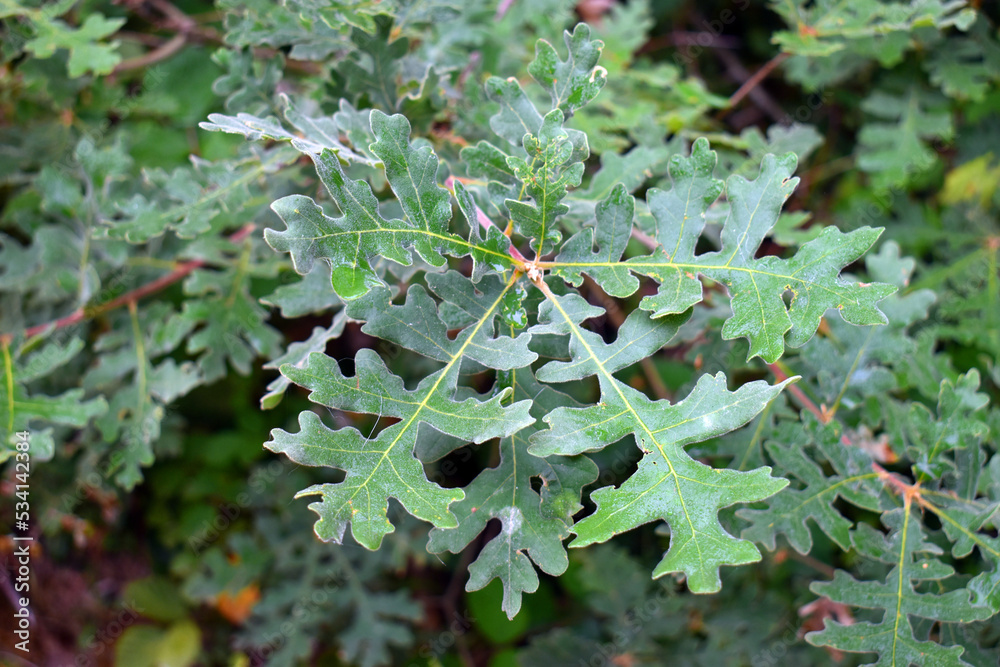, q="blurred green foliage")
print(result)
[1,0,999,665]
